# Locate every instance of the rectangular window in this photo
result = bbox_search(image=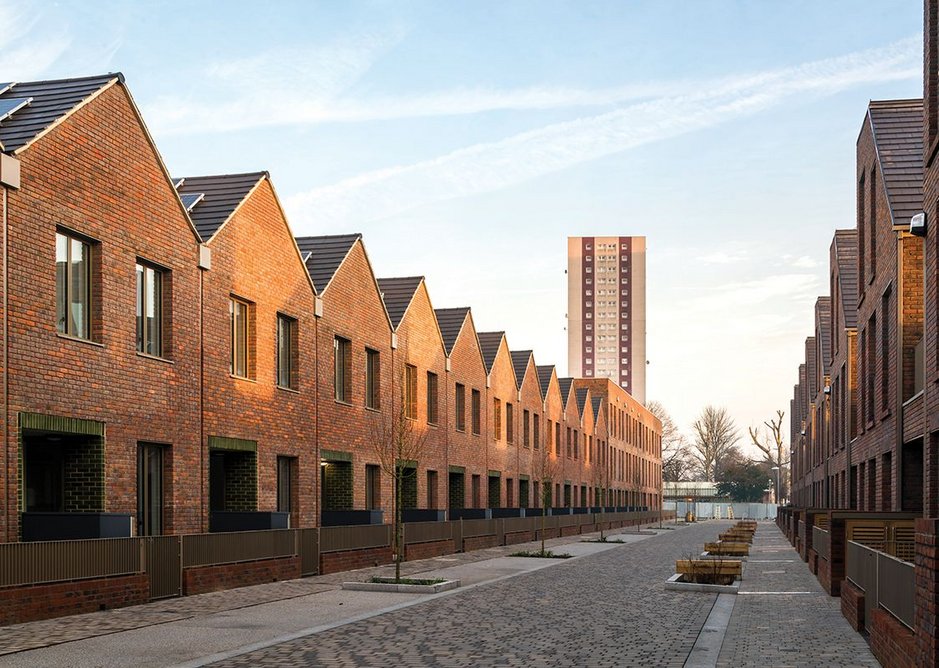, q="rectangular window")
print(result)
[533,413,540,449]
[136,262,163,357]
[56,231,92,339]
[523,409,530,447]
[858,173,866,294]
[334,336,351,402]
[427,470,438,509]
[471,474,481,508]
[426,372,439,424]
[276,314,298,389]
[869,165,877,281]
[471,389,481,435]
[566,427,572,458]
[493,399,502,440]
[866,315,876,423]
[881,288,890,411]
[365,348,381,409]
[137,443,164,536]
[276,456,295,514]
[555,423,561,456]
[405,364,418,419]
[506,403,514,443]
[365,464,381,510]
[455,383,466,432]
[574,431,579,459]
[230,297,253,378]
